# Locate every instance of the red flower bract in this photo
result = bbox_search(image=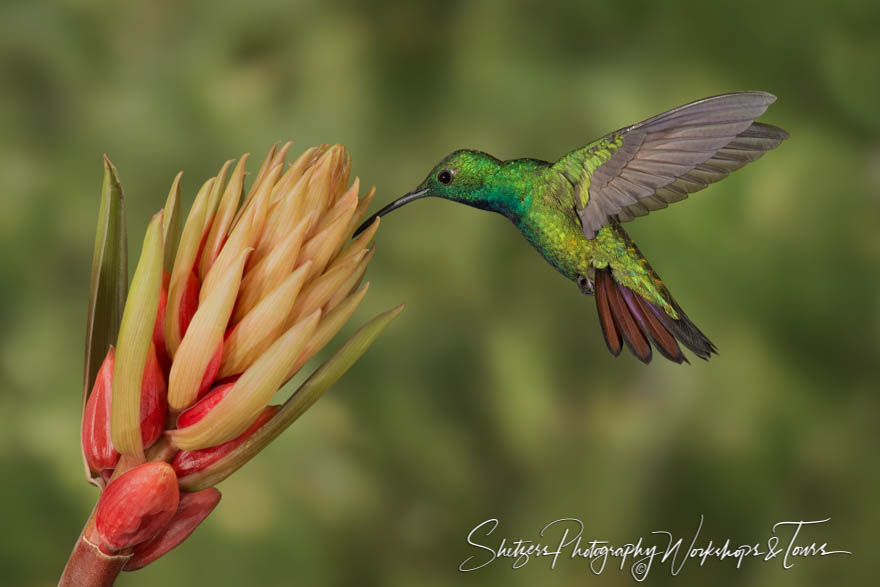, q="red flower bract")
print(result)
[82,345,167,474]
[172,405,280,478]
[124,488,222,571]
[95,462,179,552]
